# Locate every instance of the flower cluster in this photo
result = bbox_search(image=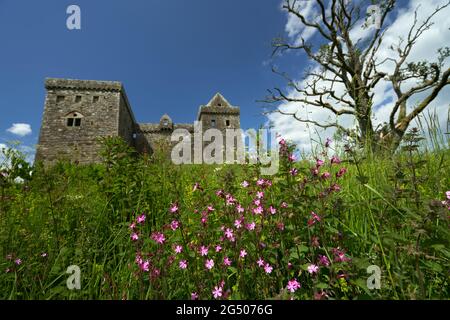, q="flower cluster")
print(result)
[126,137,355,300]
